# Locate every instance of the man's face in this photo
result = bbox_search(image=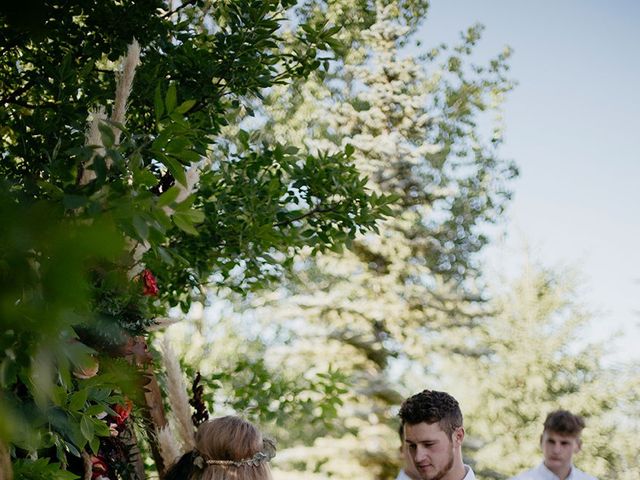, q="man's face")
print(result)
[404,422,462,480]
[541,430,581,474]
